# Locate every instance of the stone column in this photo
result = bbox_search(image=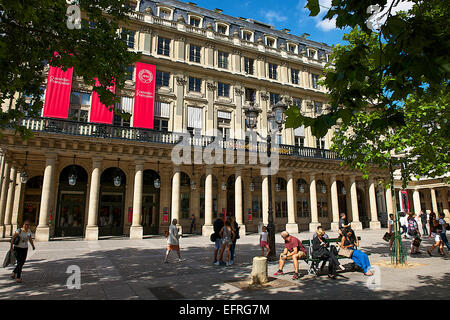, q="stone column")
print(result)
[36,154,57,241]
[412,189,422,215]
[330,174,340,231]
[0,151,5,195]
[285,171,298,234]
[262,175,269,225]
[85,157,102,240]
[171,168,182,233]
[349,175,362,230]
[430,188,438,213]
[386,186,394,215]
[130,161,144,239]
[202,167,213,236]
[0,160,11,237]
[369,179,381,229]
[4,167,17,236]
[309,174,320,232]
[235,168,245,237]
[440,188,449,217]
[11,170,23,232]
